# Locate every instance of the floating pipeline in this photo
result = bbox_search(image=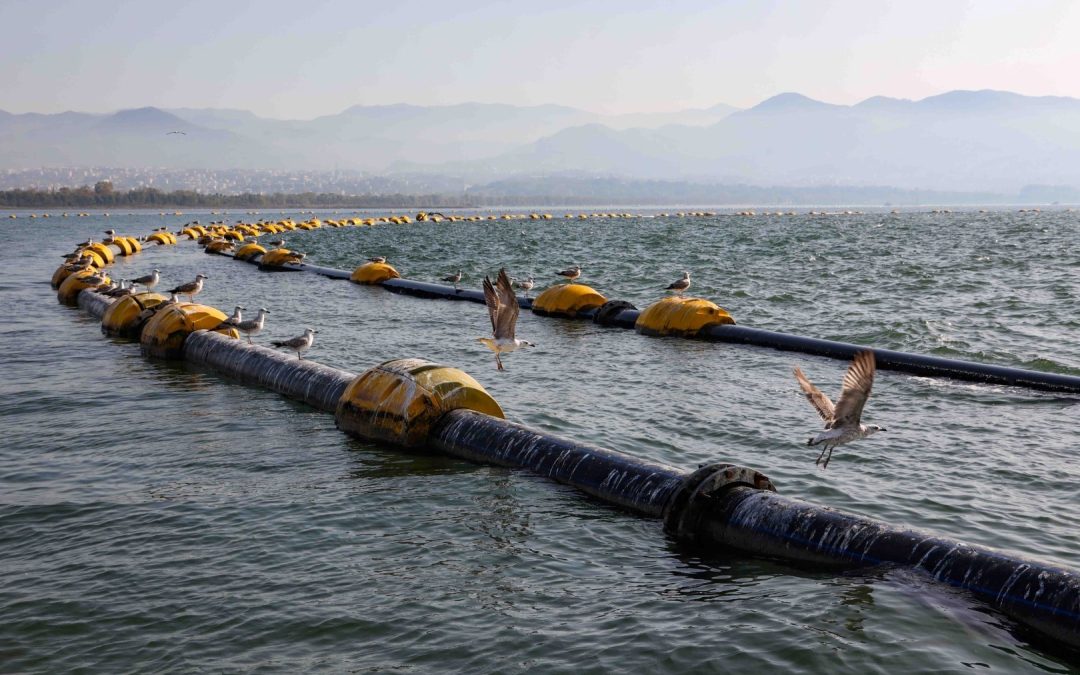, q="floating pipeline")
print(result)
[429,409,687,517]
[205,247,1080,394]
[427,410,1080,648]
[61,293,1080,650]
[76,287,116,318]
[696,486,1080,649]
[183,330,354,413]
